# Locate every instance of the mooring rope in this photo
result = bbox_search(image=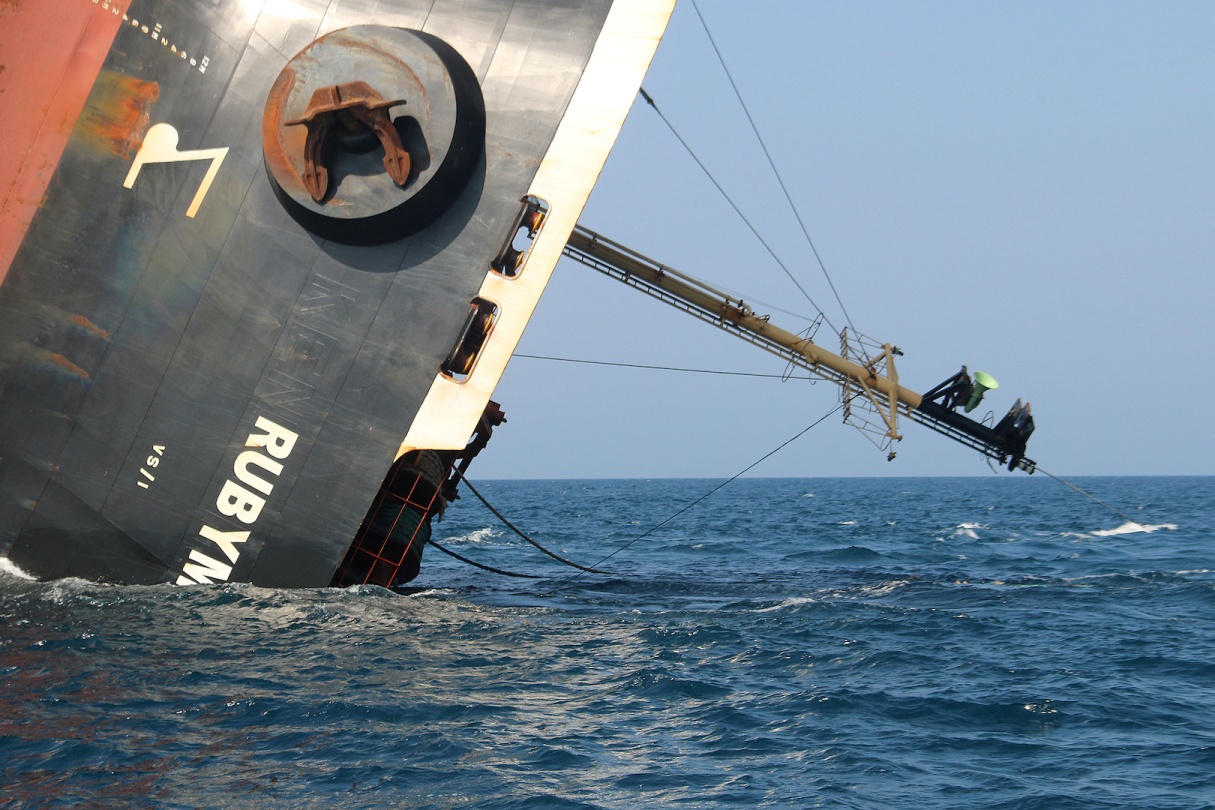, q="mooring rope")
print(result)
[1037,467,1145,526]
[576,403,845,574]
[430,403,843,580]
[427,539,544,579]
